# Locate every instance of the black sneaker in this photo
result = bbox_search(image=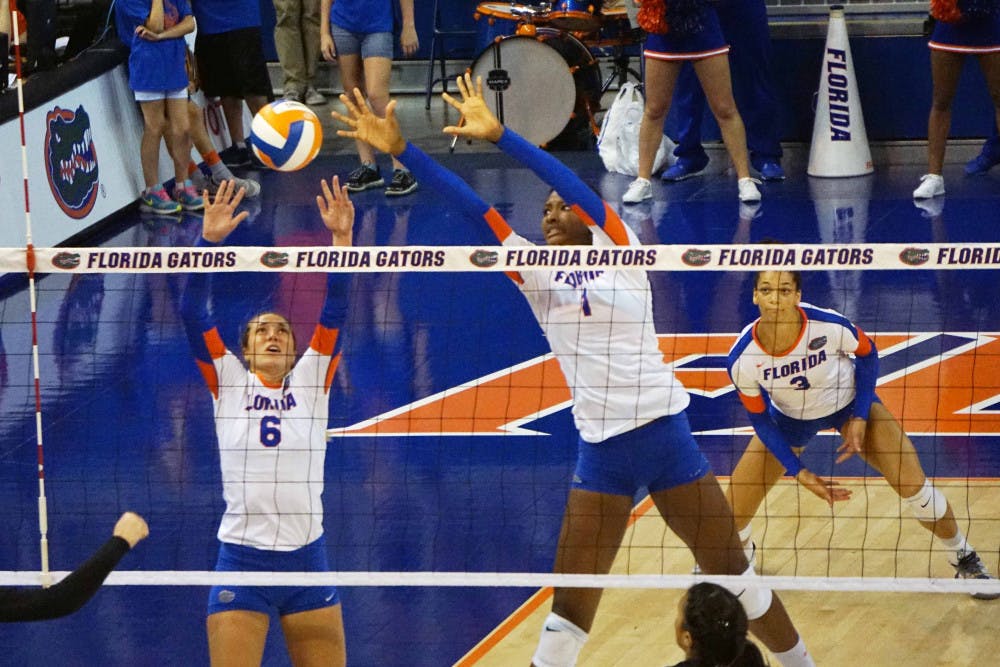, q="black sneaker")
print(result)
[953,550,1000,600]
[386,169,418,197]
[220,145,251,169]
[345,164,384,192]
